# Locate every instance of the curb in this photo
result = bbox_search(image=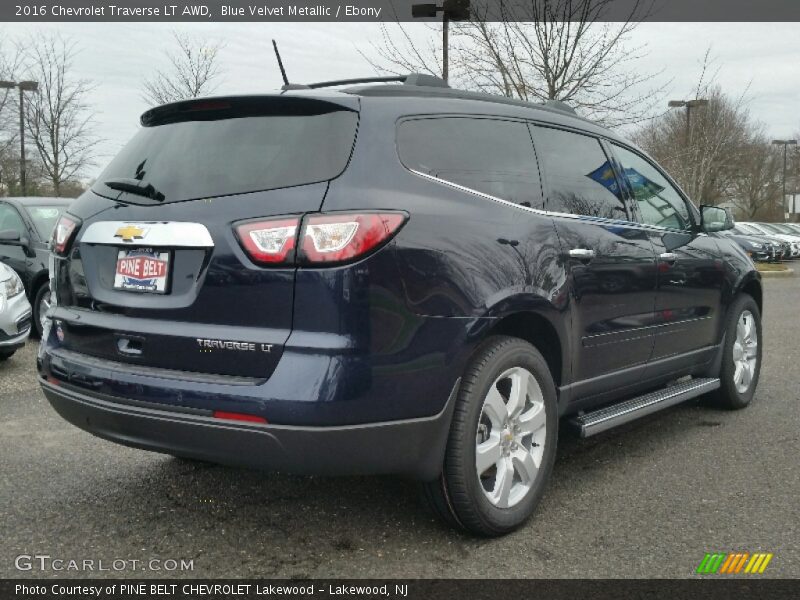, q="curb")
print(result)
[758,268,795,278]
